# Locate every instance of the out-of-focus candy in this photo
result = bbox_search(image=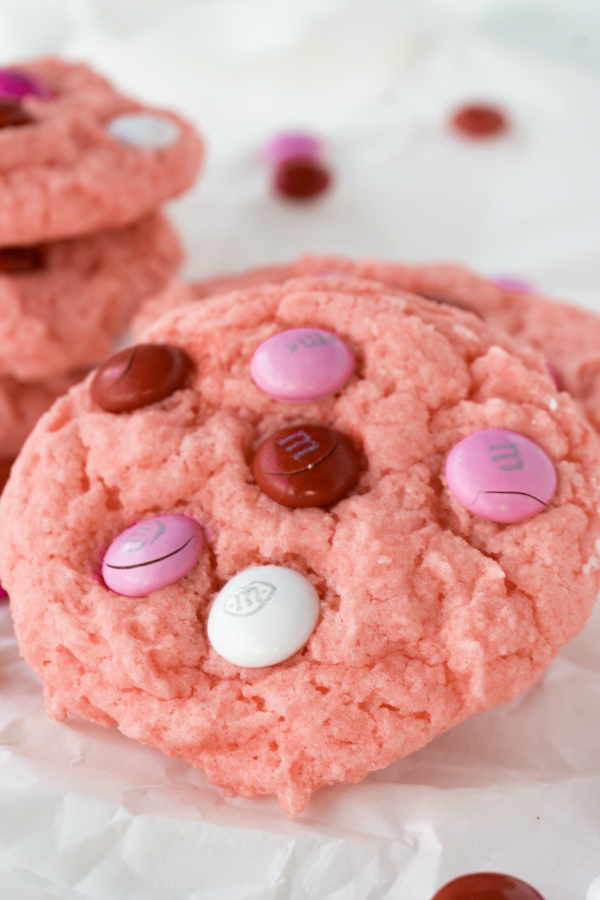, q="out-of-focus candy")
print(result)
[0,68,52,101]
[0,246,44,274]
[0,99,34,129]
[107,112,180,149]
[451,103,508,139]
[266,130,332,201]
